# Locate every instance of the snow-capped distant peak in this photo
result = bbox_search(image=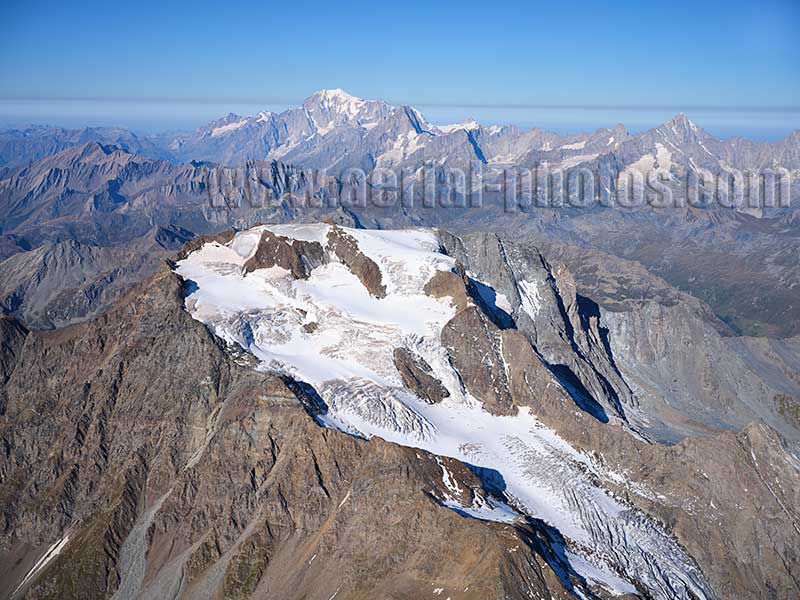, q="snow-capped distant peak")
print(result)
[255,111,274,123]
[437,119,480,134]
[313,88,361,102]
[211,118,249,138]
[307,88,367,116]
[302,88,395,133]
[663,113,700,136]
